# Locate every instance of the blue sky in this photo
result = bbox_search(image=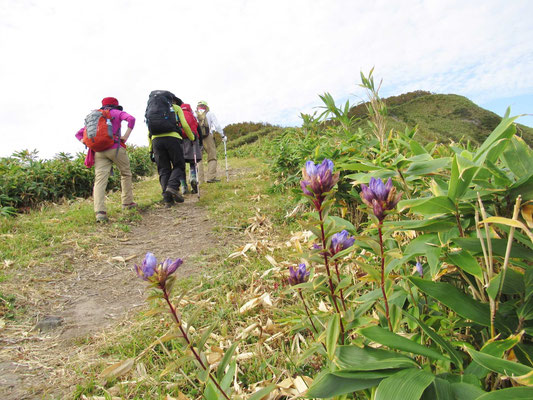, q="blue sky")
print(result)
[480,95,533,127]
[0,0,532,159]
